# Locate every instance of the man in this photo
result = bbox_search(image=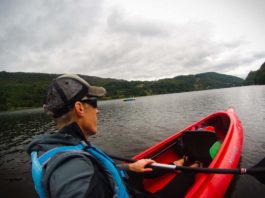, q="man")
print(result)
[27,74,196,198]
[27,74,155,198]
